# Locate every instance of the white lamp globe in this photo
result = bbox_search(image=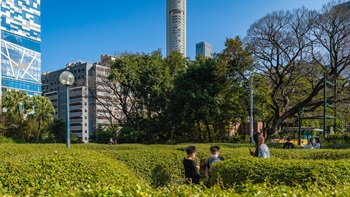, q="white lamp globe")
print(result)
[59,71,75,86]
